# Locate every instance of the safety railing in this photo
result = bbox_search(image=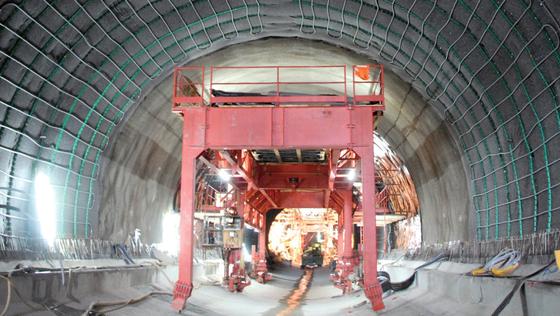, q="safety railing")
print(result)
[352,64,384,106]
[172,66,205,111]
[172,64,384,109]
[210,65,347,106]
